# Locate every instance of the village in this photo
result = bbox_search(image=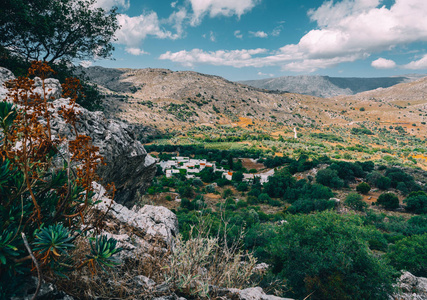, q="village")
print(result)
[158,156,274,184]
